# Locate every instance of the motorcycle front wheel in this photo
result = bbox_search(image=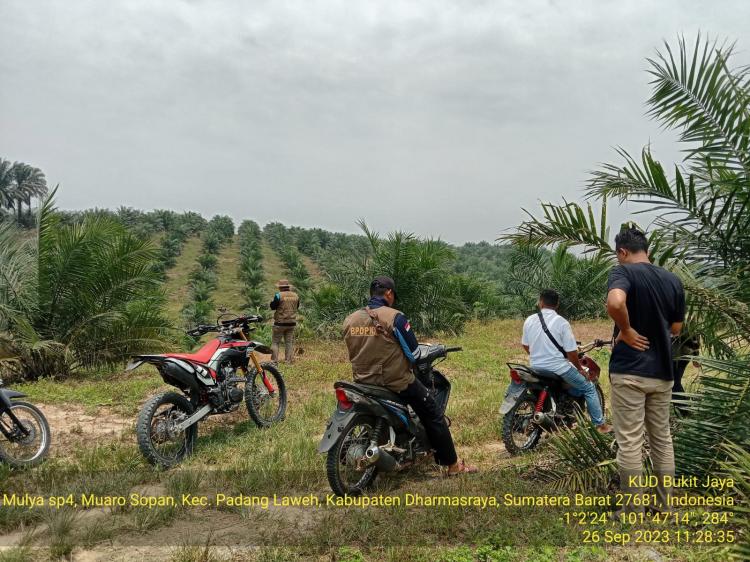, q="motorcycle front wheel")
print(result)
[326,415,378,497]
[245,363,287,428]
[502,396,542,455]
[136,392,197,468]
[0,401,51,467]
